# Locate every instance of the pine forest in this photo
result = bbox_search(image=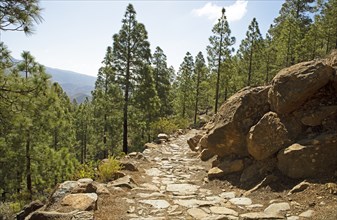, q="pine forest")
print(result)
[1,0,337,214]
